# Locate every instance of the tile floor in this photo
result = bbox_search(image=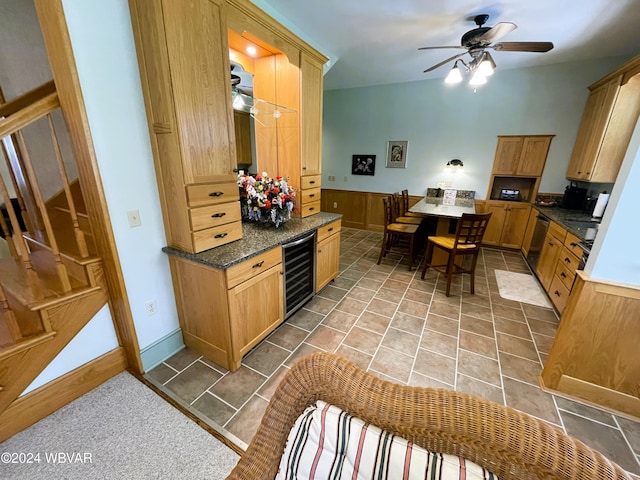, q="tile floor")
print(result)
[146,227,640,477]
